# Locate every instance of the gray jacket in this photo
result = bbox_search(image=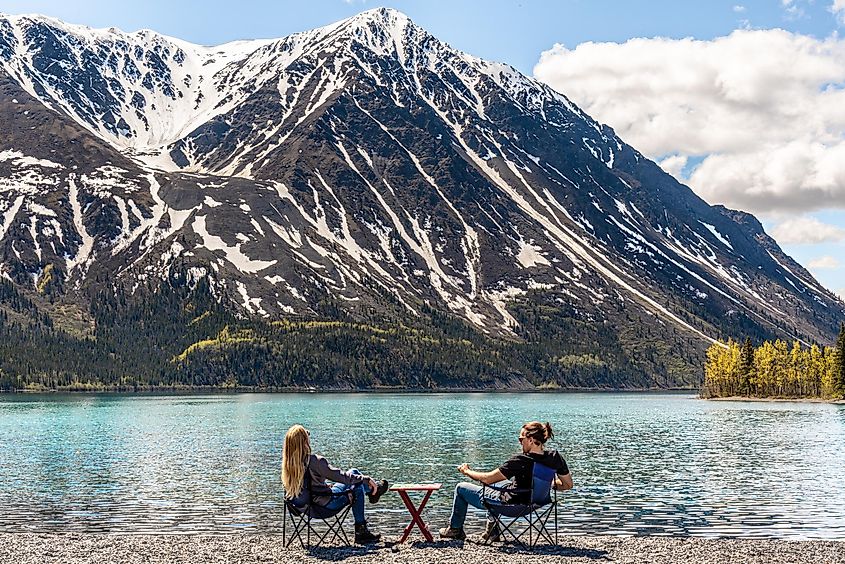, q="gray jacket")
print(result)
[289,453,369,507]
